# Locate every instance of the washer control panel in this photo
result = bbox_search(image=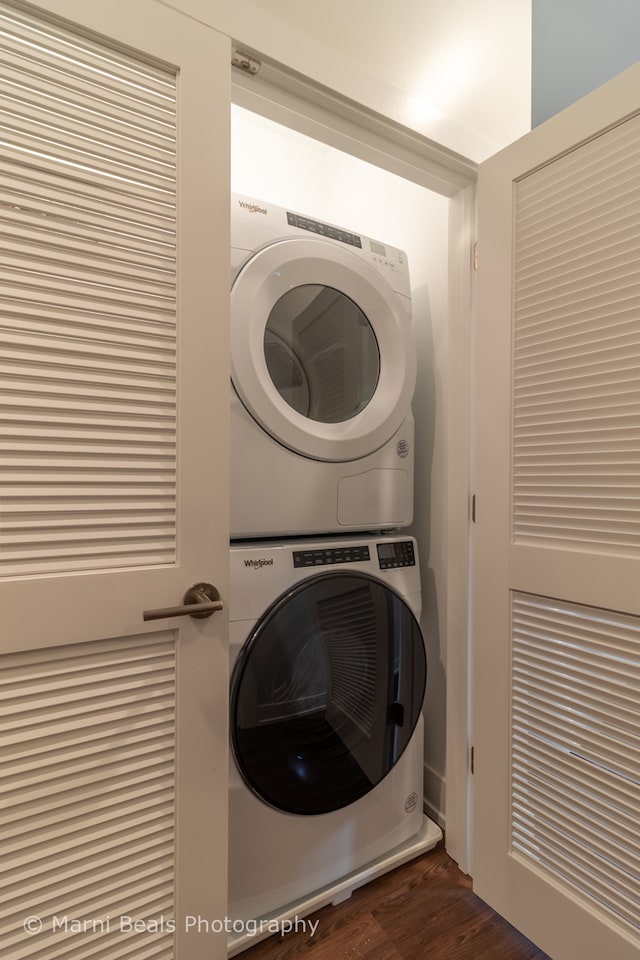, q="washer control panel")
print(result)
[293,545,370,568]
[291,542,416,570]
[376,540,416,569]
